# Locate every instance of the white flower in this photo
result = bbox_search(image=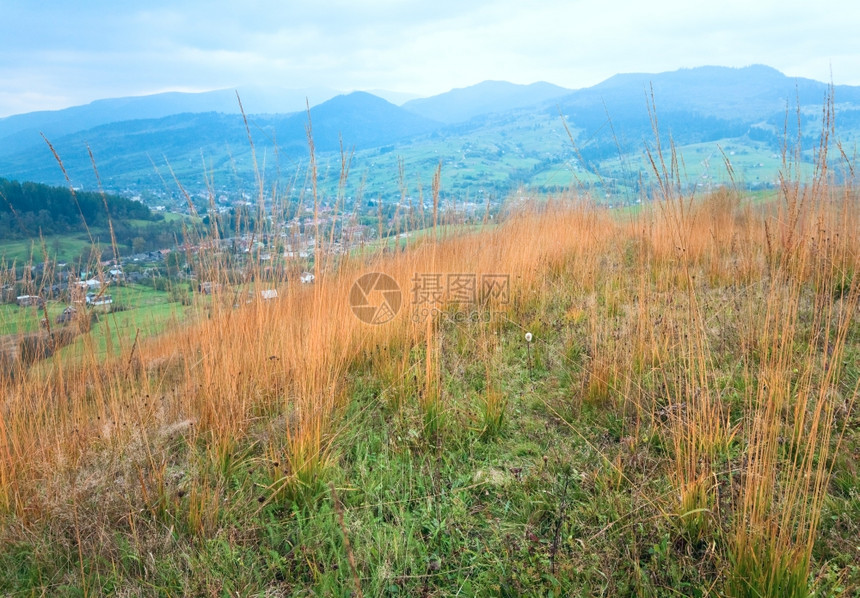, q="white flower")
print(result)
[525,332,533,343]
